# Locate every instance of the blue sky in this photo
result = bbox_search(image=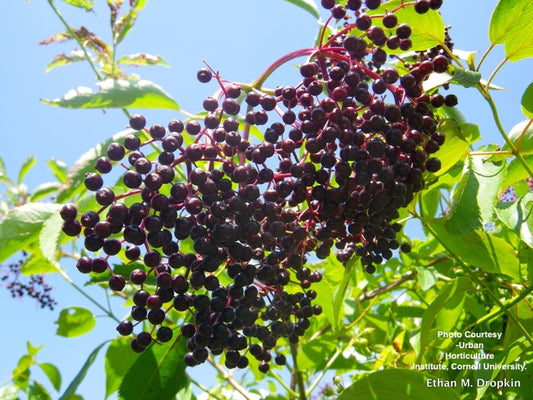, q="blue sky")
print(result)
[1,0,531,398]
